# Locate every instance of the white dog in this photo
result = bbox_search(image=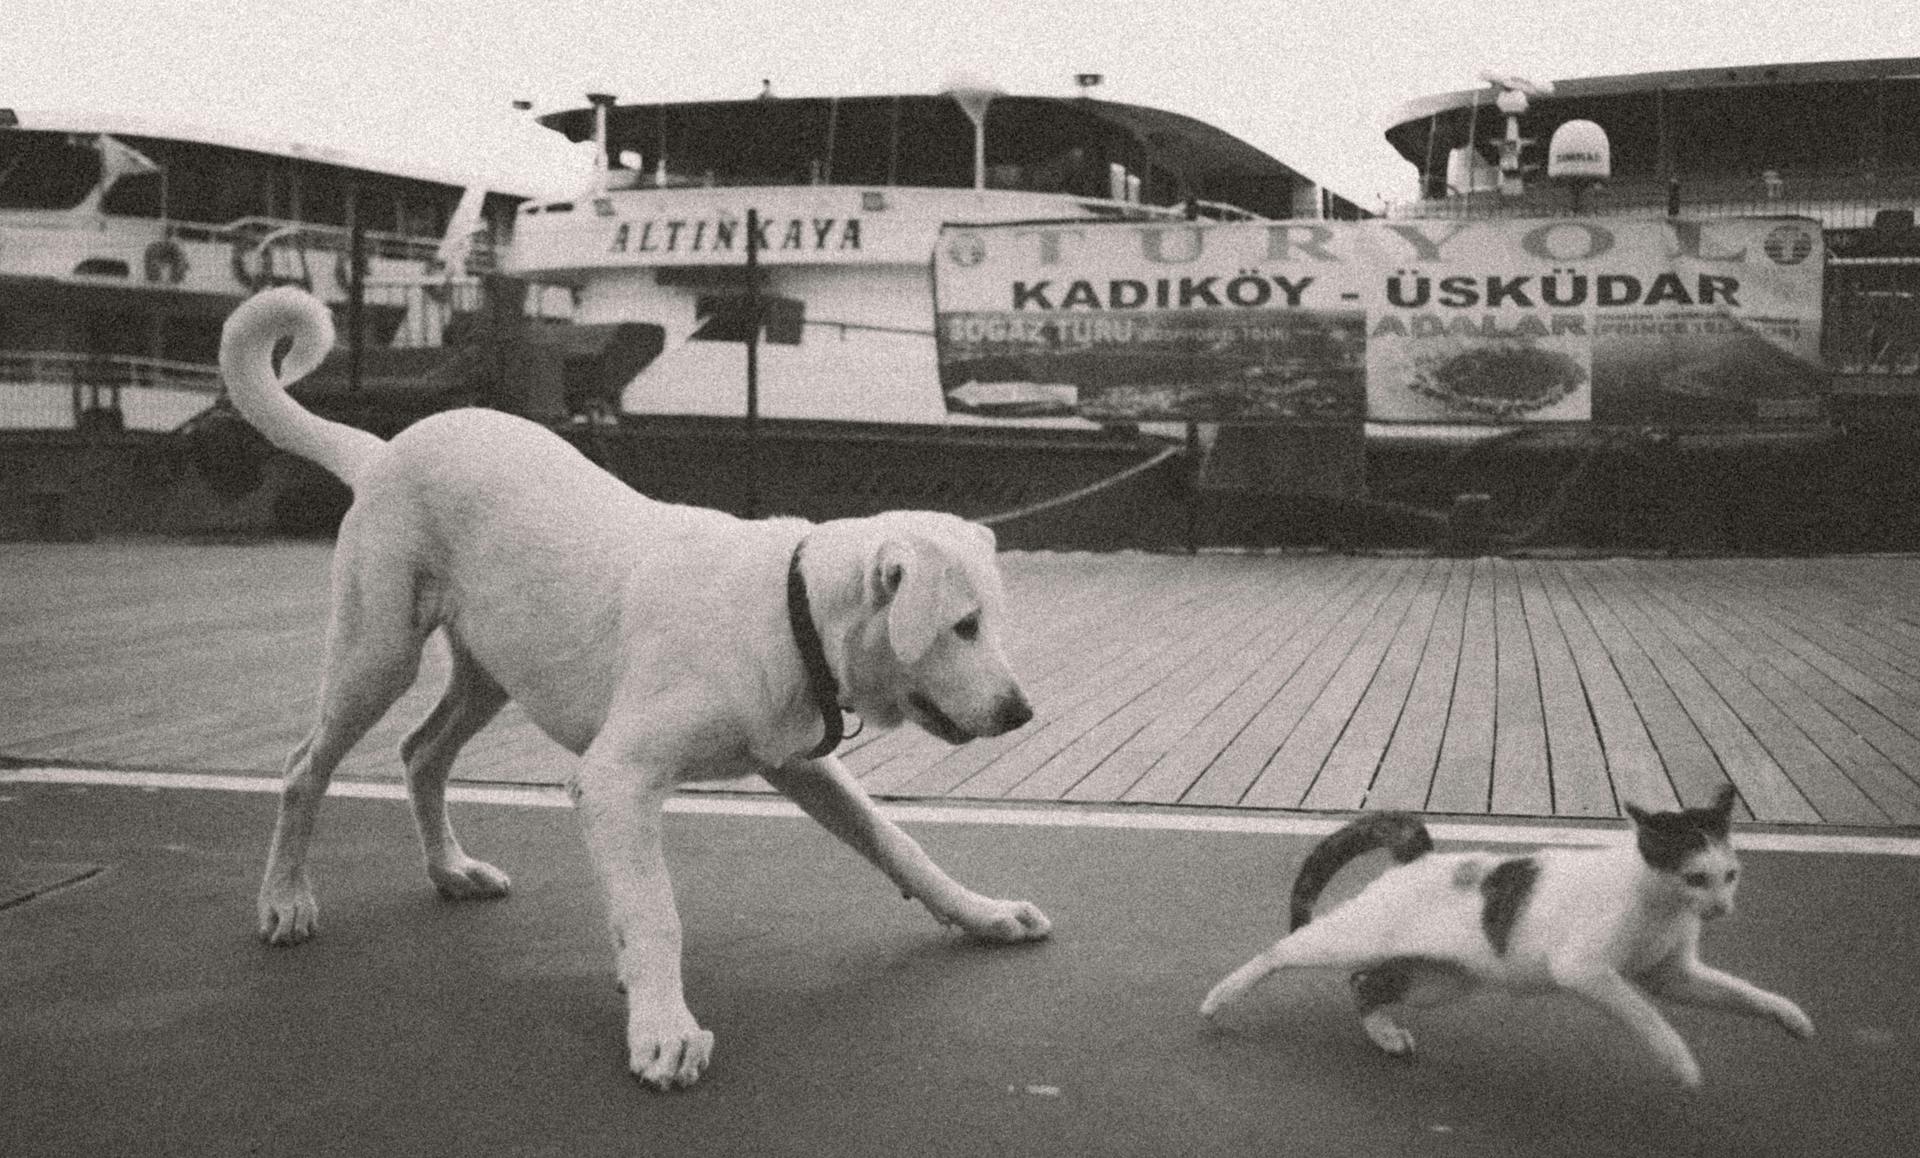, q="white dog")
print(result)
[219,287,1050,1090]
